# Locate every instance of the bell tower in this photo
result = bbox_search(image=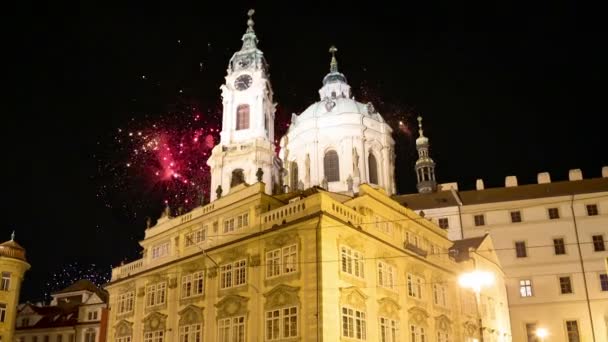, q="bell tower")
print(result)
[207,9,279,201]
